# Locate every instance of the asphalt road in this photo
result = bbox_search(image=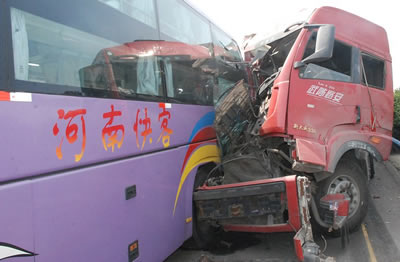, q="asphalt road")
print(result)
[166,159,400,262]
